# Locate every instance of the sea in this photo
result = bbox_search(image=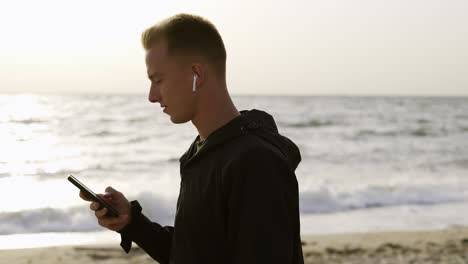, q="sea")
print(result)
[0,94,467,249]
